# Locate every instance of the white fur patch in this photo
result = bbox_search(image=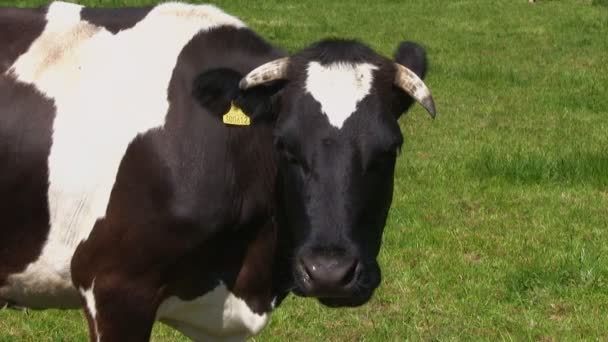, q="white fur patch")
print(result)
[0,1,245,308]
[157,283,270,341]
[80,281,101,342]
[305,62,378,129]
